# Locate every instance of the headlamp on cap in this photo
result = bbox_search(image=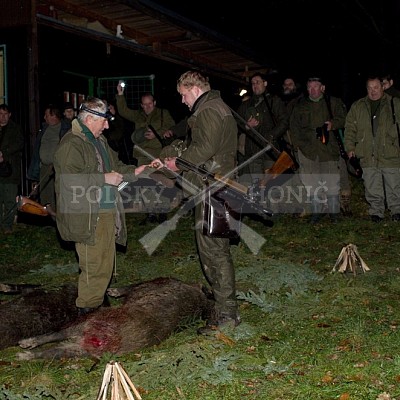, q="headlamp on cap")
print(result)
[79,104,115,121]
